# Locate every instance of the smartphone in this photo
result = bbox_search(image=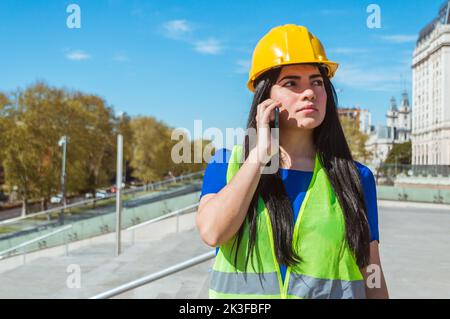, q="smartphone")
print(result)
[265,106,280,174]
[274,107,279,129]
